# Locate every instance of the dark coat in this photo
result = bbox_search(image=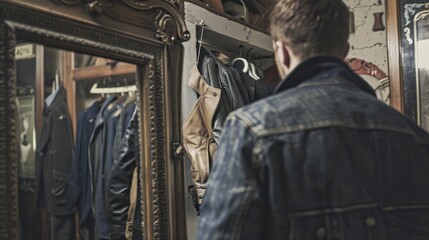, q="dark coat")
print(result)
[106,107,139,240]
[202,55,245,144]
[35,87,75,215]
[199,47,272,144]
[89,95,118,239]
